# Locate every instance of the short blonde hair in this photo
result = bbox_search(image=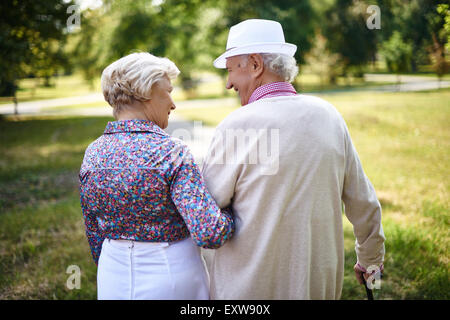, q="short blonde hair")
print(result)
[101,52,180,118]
